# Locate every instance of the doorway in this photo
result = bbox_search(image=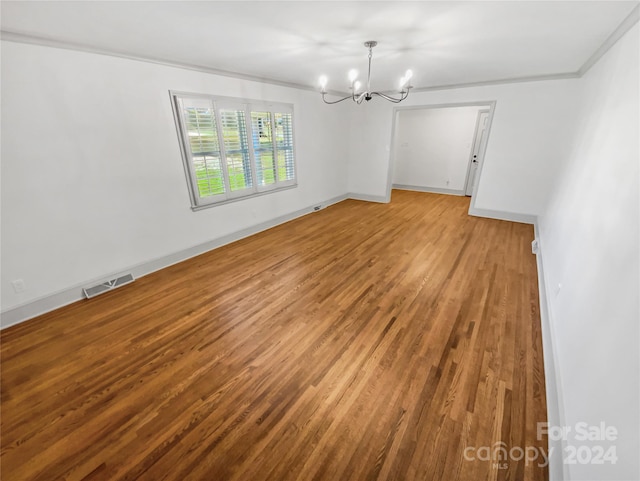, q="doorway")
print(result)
[387,101,496,207]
